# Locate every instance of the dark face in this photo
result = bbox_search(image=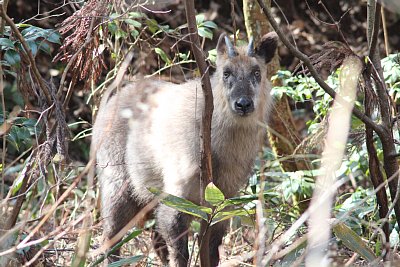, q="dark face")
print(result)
[216,32,278,117]
[222,61,262,116]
